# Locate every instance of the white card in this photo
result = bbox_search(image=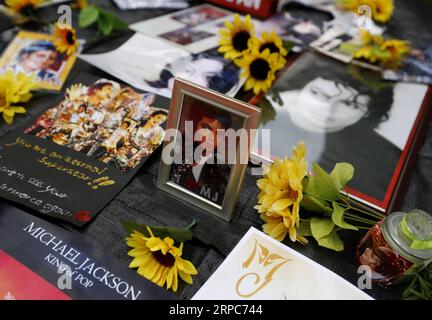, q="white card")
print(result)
[193,227,373,300]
